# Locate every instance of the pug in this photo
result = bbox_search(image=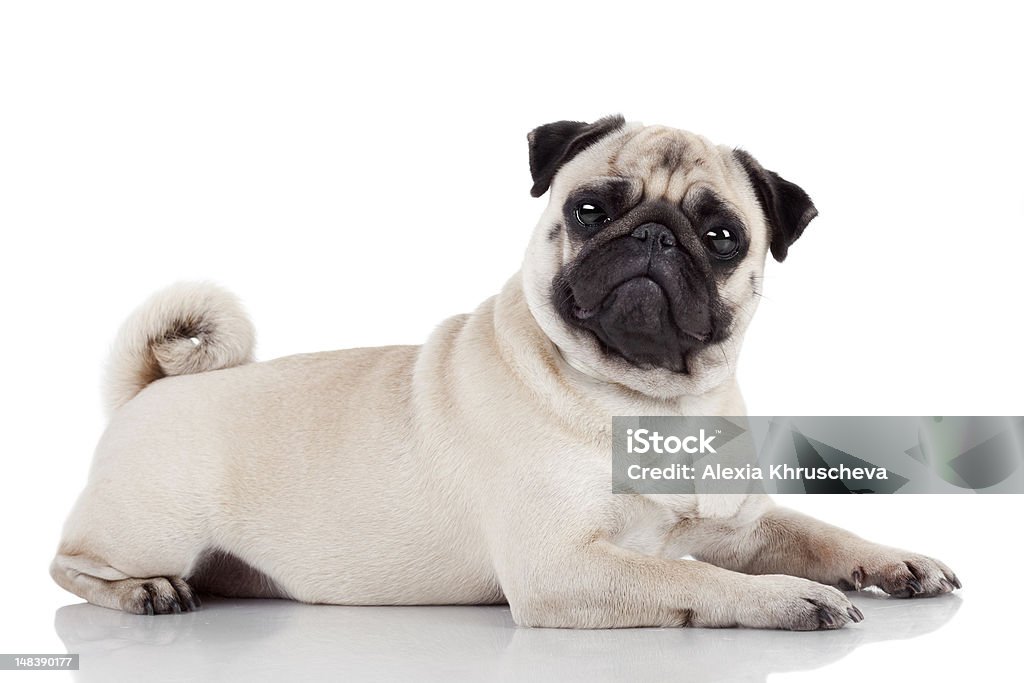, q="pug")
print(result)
[51,116,960,629]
